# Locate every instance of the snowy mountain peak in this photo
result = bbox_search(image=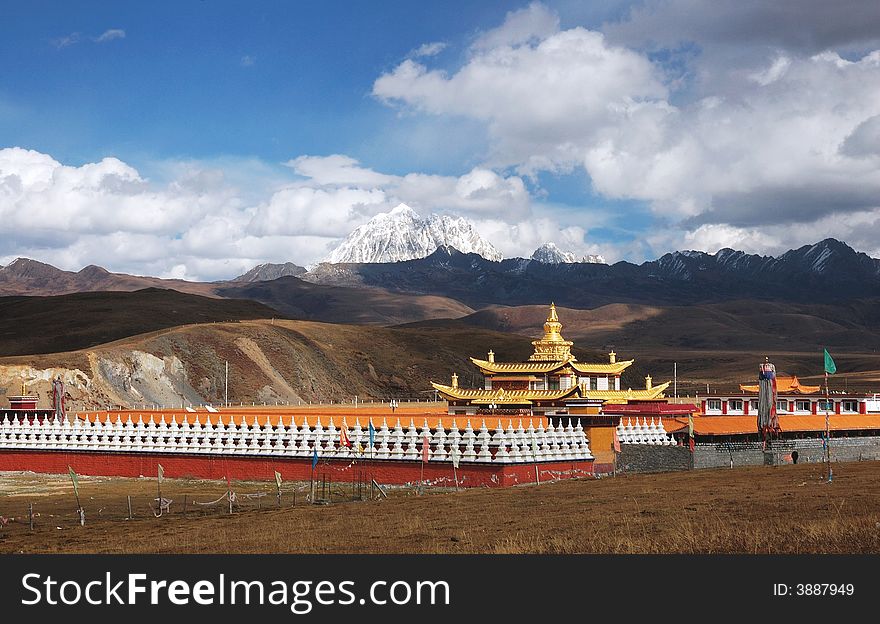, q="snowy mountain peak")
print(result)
[531,242,606,265]
[324,203,503,264]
